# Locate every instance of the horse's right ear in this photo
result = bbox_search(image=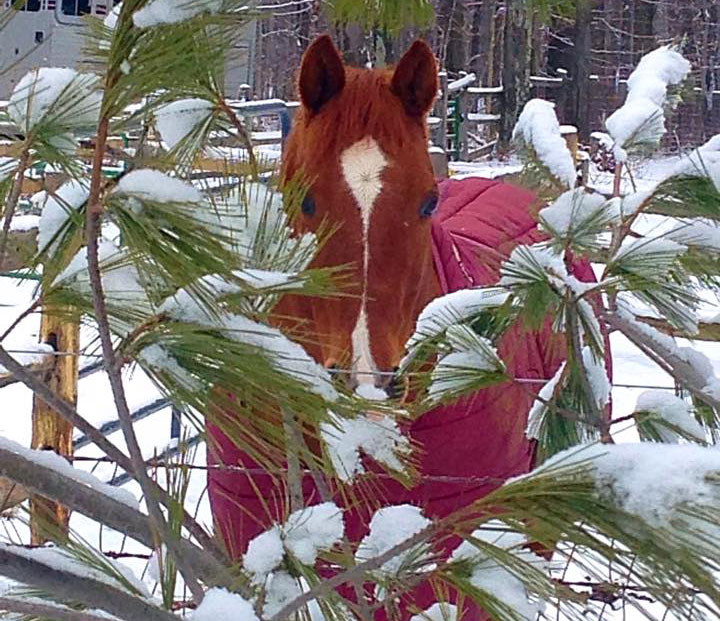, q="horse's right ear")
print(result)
[391,40,438,117]
[299,35,346,114]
